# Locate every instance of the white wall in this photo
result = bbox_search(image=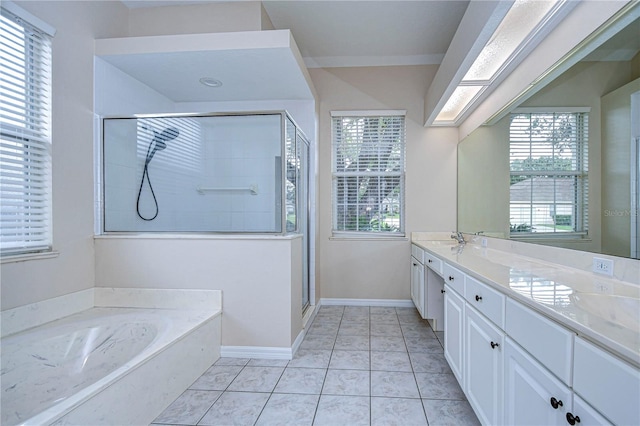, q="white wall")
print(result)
[94,236,302,349]
[602,78,640,258]
[94,58,175,116]
[309,65,458,302]
[1,1,129,311]
[127,1,266,36]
